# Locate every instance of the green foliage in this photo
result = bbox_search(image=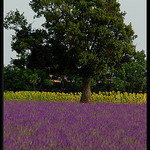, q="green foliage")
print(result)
[4,49,146,93]
[3,9,28,30]
[115,50,147,93]
[4,65,30,91]
[4,0,137,79]
[23,69,38,85]
[4,65,51,92]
